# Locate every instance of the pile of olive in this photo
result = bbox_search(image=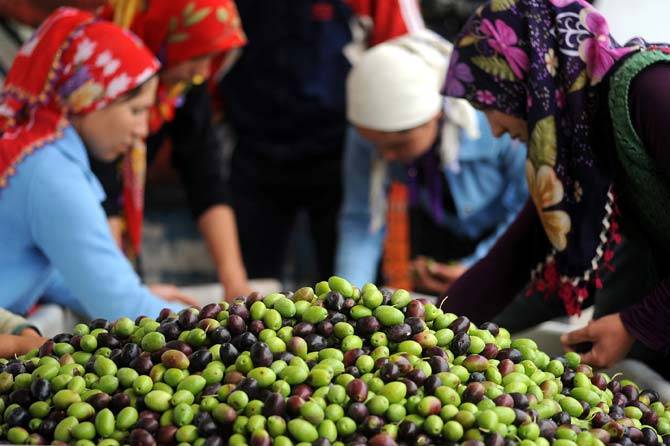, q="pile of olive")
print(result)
[0,276,668,446]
